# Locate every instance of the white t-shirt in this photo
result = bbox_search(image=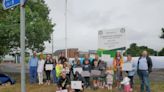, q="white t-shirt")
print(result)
[37,59,45,72]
